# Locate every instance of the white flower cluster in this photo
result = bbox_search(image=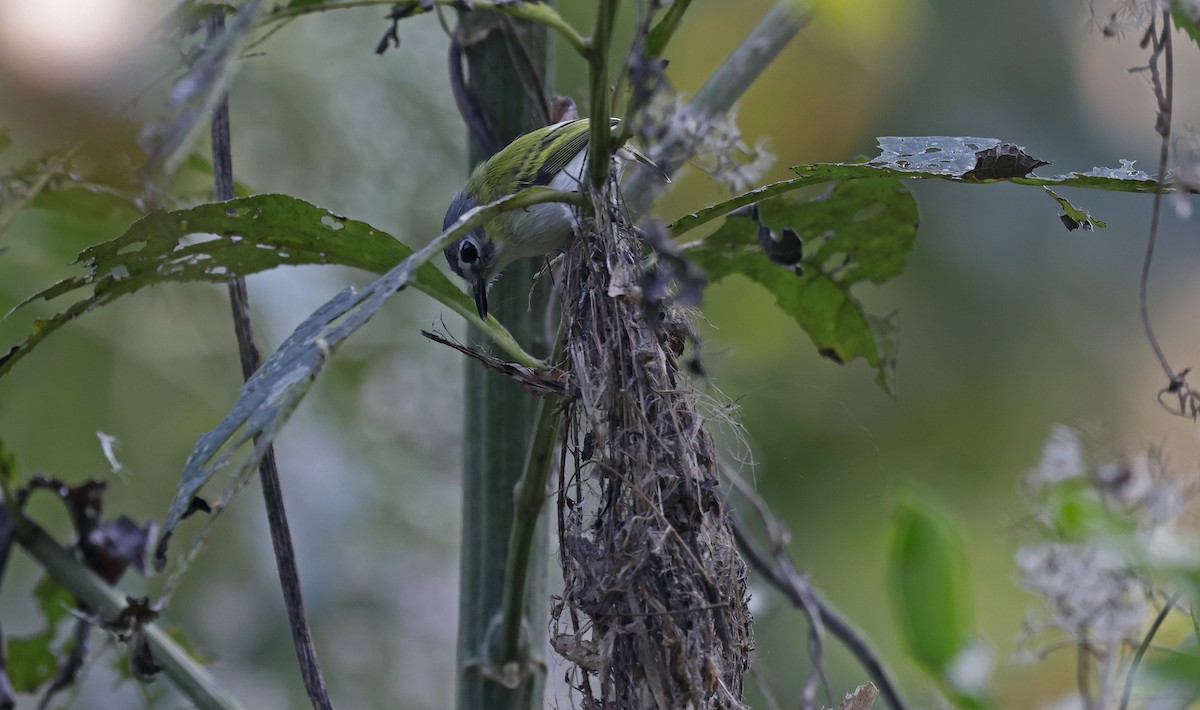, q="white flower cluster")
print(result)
[1091,0,1160,38]
[1014,424,1193,699]
[1026,423,1087,489]
[642,95,776,194]
[1016,541,1151,644]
